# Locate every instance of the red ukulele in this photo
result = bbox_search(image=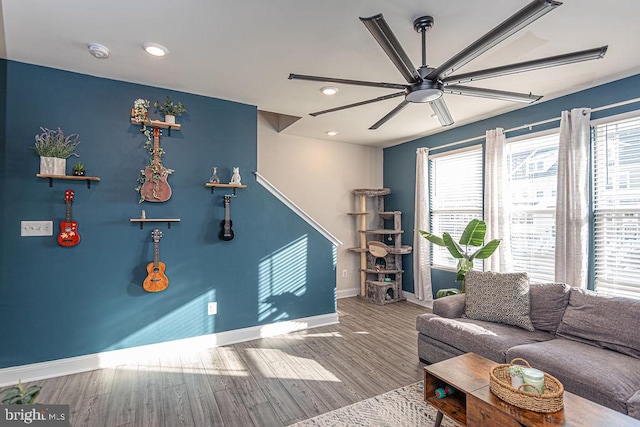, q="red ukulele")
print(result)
[57,189,81,247]
[140,127,172,202]
[143,229,169,292]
